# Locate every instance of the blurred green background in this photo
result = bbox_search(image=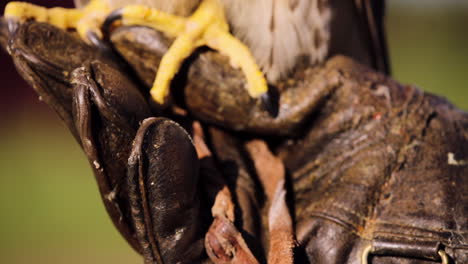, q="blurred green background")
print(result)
[0,1,467,263]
